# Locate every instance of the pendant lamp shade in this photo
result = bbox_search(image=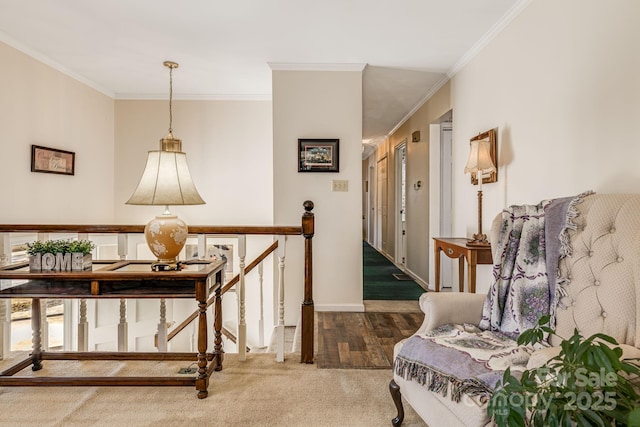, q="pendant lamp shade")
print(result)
[126,149,205,206]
